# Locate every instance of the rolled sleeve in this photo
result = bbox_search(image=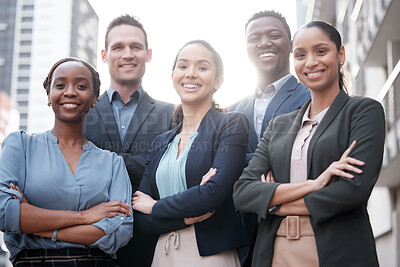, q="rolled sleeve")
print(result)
[0,132,26,233]
[91,154,133,254]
